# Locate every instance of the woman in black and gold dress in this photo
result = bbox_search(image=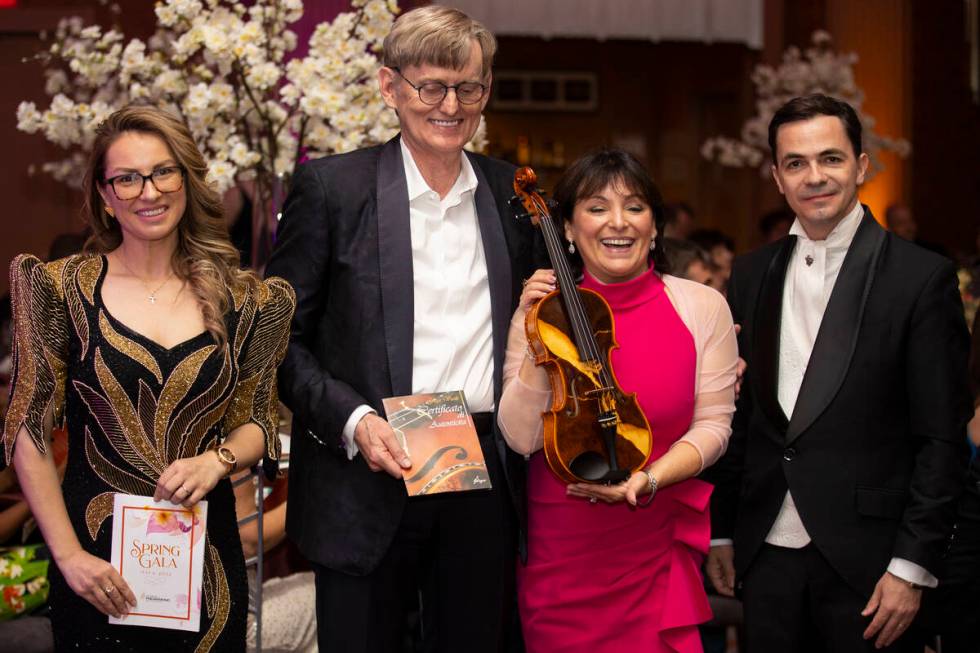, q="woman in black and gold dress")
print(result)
[2,105,294,651]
